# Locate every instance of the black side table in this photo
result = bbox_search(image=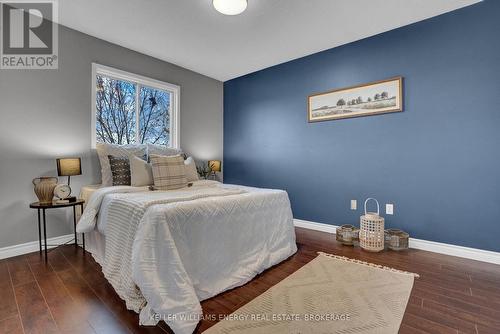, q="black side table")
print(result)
[29,199,85,261]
